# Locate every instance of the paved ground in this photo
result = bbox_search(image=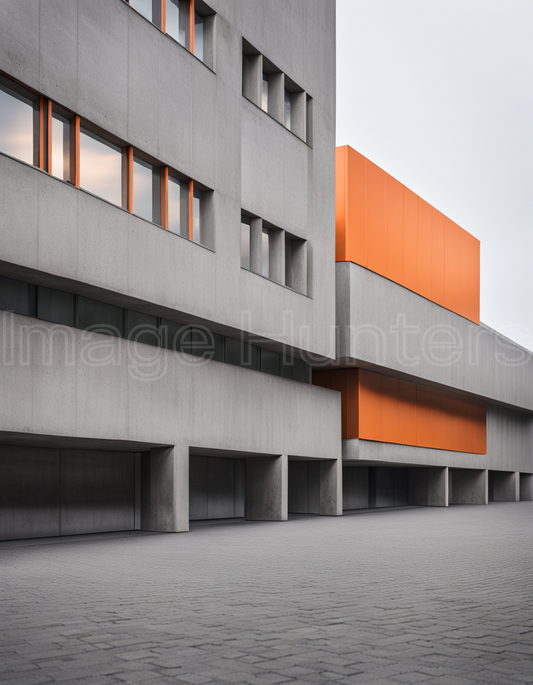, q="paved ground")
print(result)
[1,504,533,685]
